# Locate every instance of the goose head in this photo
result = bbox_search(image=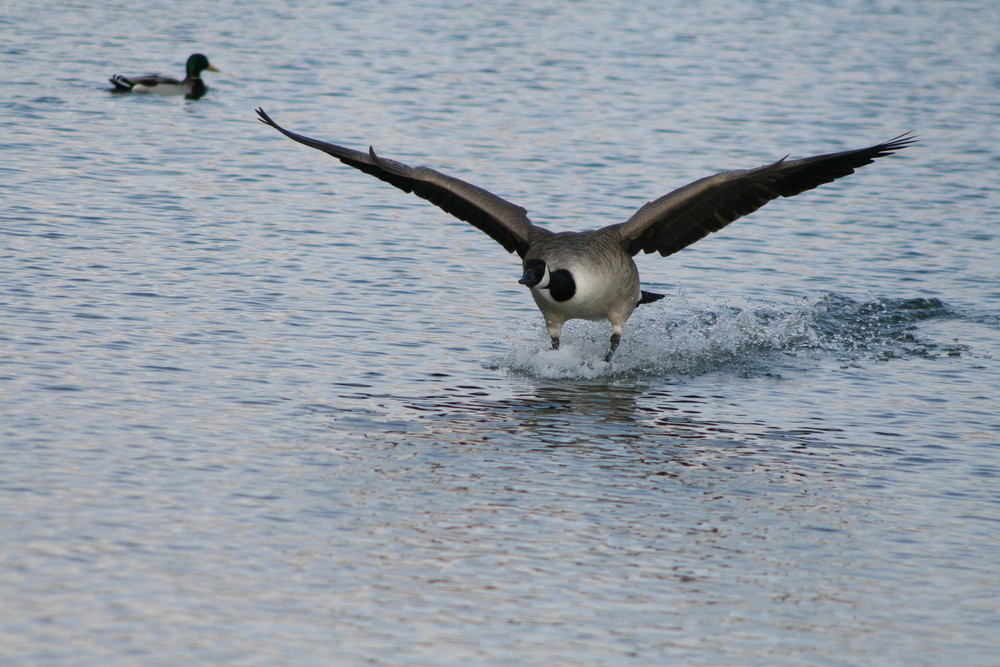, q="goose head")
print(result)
[518,258,550,289]
[519,259,576,302]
